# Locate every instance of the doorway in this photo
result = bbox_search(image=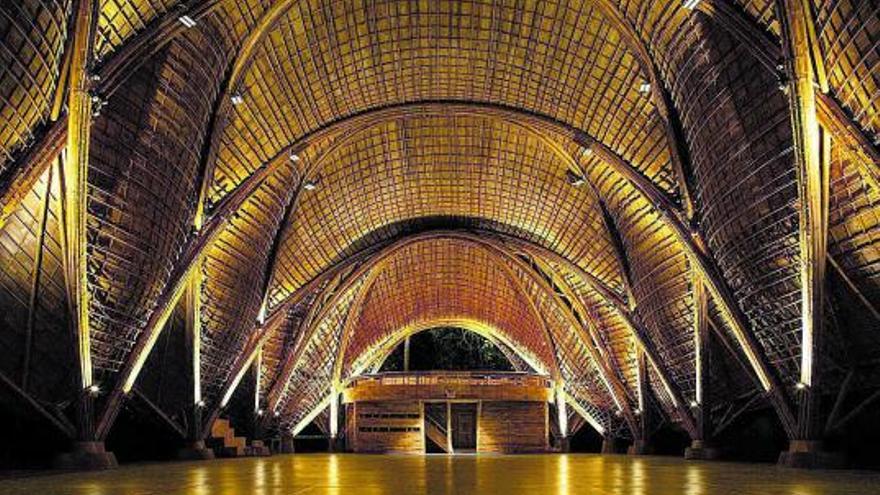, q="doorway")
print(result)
[451,403,477,451]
